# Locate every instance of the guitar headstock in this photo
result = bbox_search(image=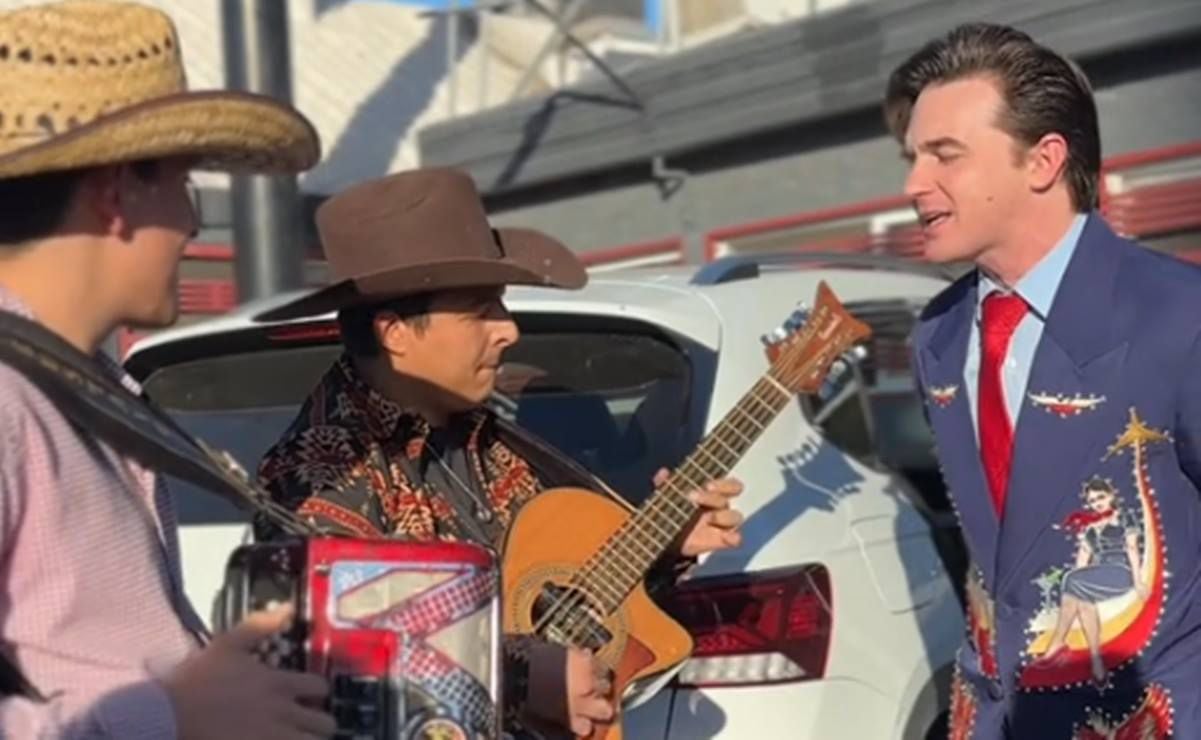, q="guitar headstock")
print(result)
[760,281,873,396]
